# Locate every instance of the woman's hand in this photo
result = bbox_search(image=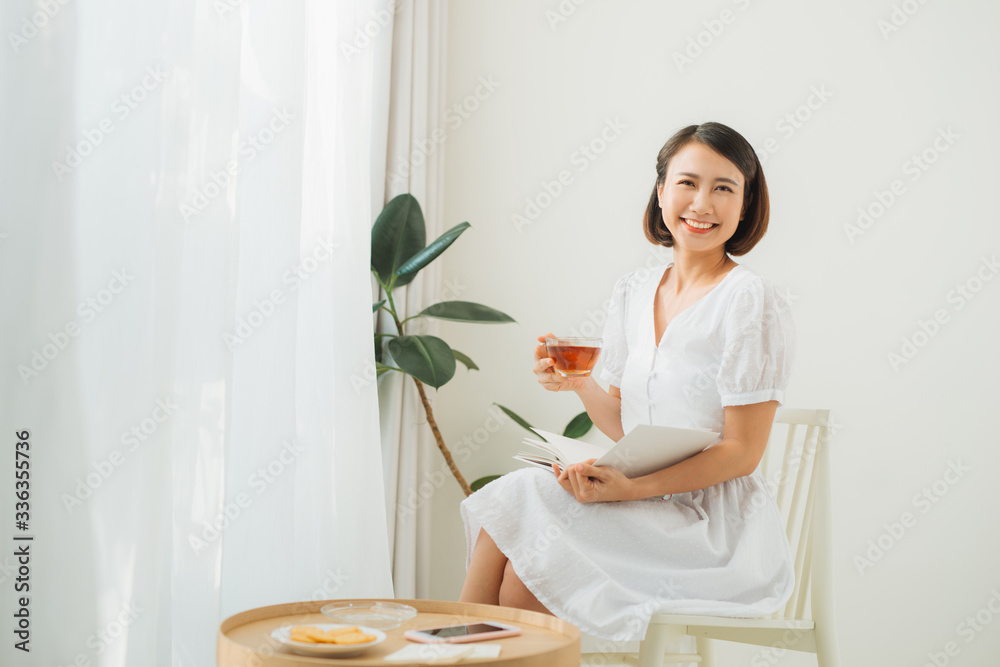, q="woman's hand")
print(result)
[533,333,592,393]
[553,459,636,503]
